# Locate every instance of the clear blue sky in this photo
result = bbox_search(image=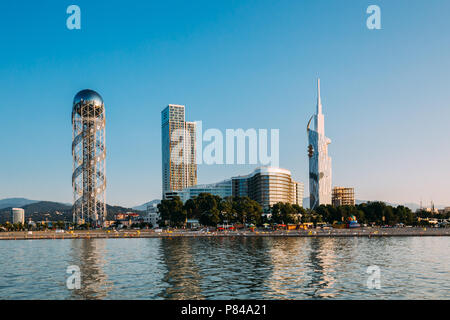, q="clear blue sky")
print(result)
[1,0,449,208]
